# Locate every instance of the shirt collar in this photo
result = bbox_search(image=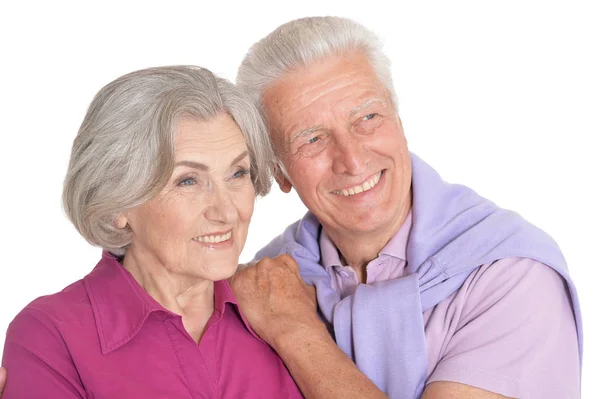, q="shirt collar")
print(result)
[212,278,263,341]
[84,252,257,354]
[319,210,413,269]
